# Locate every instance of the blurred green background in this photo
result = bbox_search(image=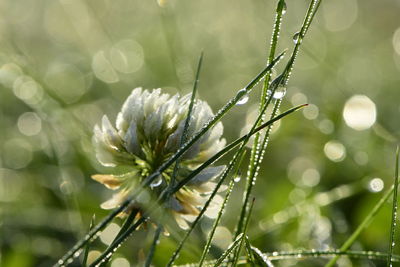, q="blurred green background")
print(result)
[1,0,400,266]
